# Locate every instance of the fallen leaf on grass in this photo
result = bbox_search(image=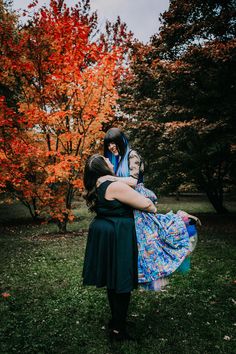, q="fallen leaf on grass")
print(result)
[131,313,139,317]
[223,335,231,341]
[1,292,11,298]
